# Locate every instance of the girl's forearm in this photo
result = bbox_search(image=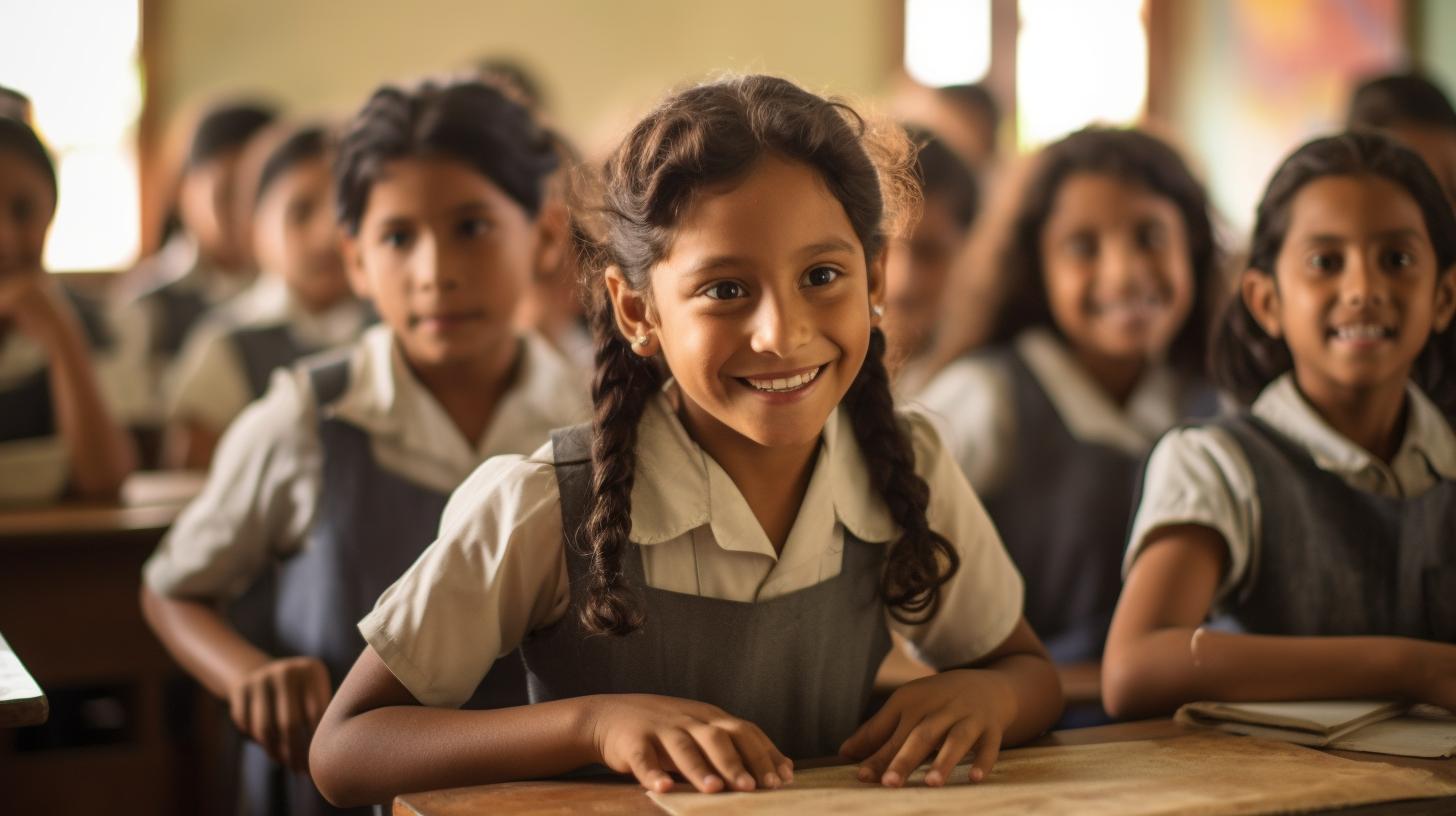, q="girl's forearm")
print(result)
[979,652,1064,744]
[311,696,600,808]
[139,585,270,700]
[1102,627,1415,720]
[44,322,136,497]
